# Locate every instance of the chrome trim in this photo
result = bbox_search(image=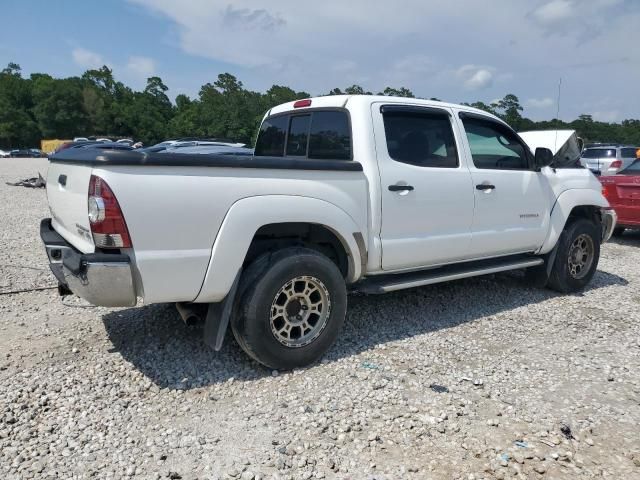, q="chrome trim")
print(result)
[62,261,136,307]
[376,258,544,293]
[601,208,617,243]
